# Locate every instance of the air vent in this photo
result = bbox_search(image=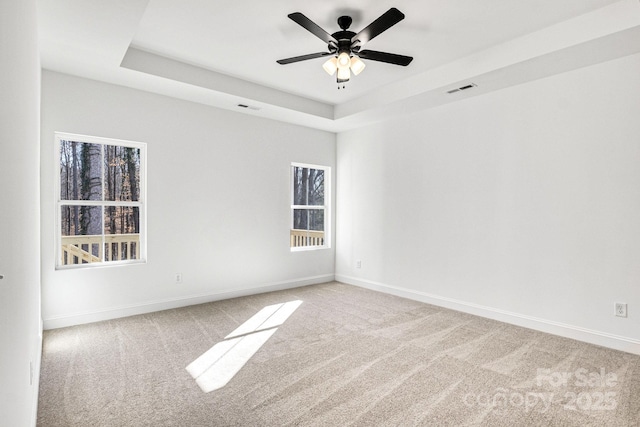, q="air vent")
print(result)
[237,103,261,111]
[447,83,477,94]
